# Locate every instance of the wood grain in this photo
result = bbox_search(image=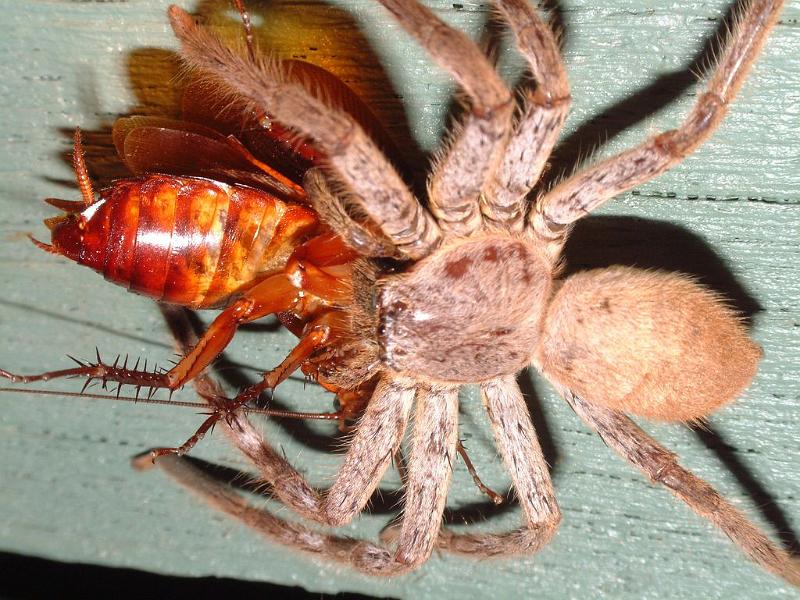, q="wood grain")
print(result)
[0,0,797,598]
